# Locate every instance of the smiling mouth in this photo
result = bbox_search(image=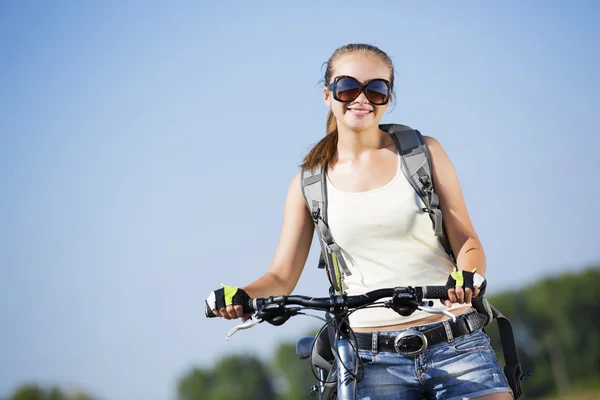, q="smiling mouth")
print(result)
[347,109,372,116]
